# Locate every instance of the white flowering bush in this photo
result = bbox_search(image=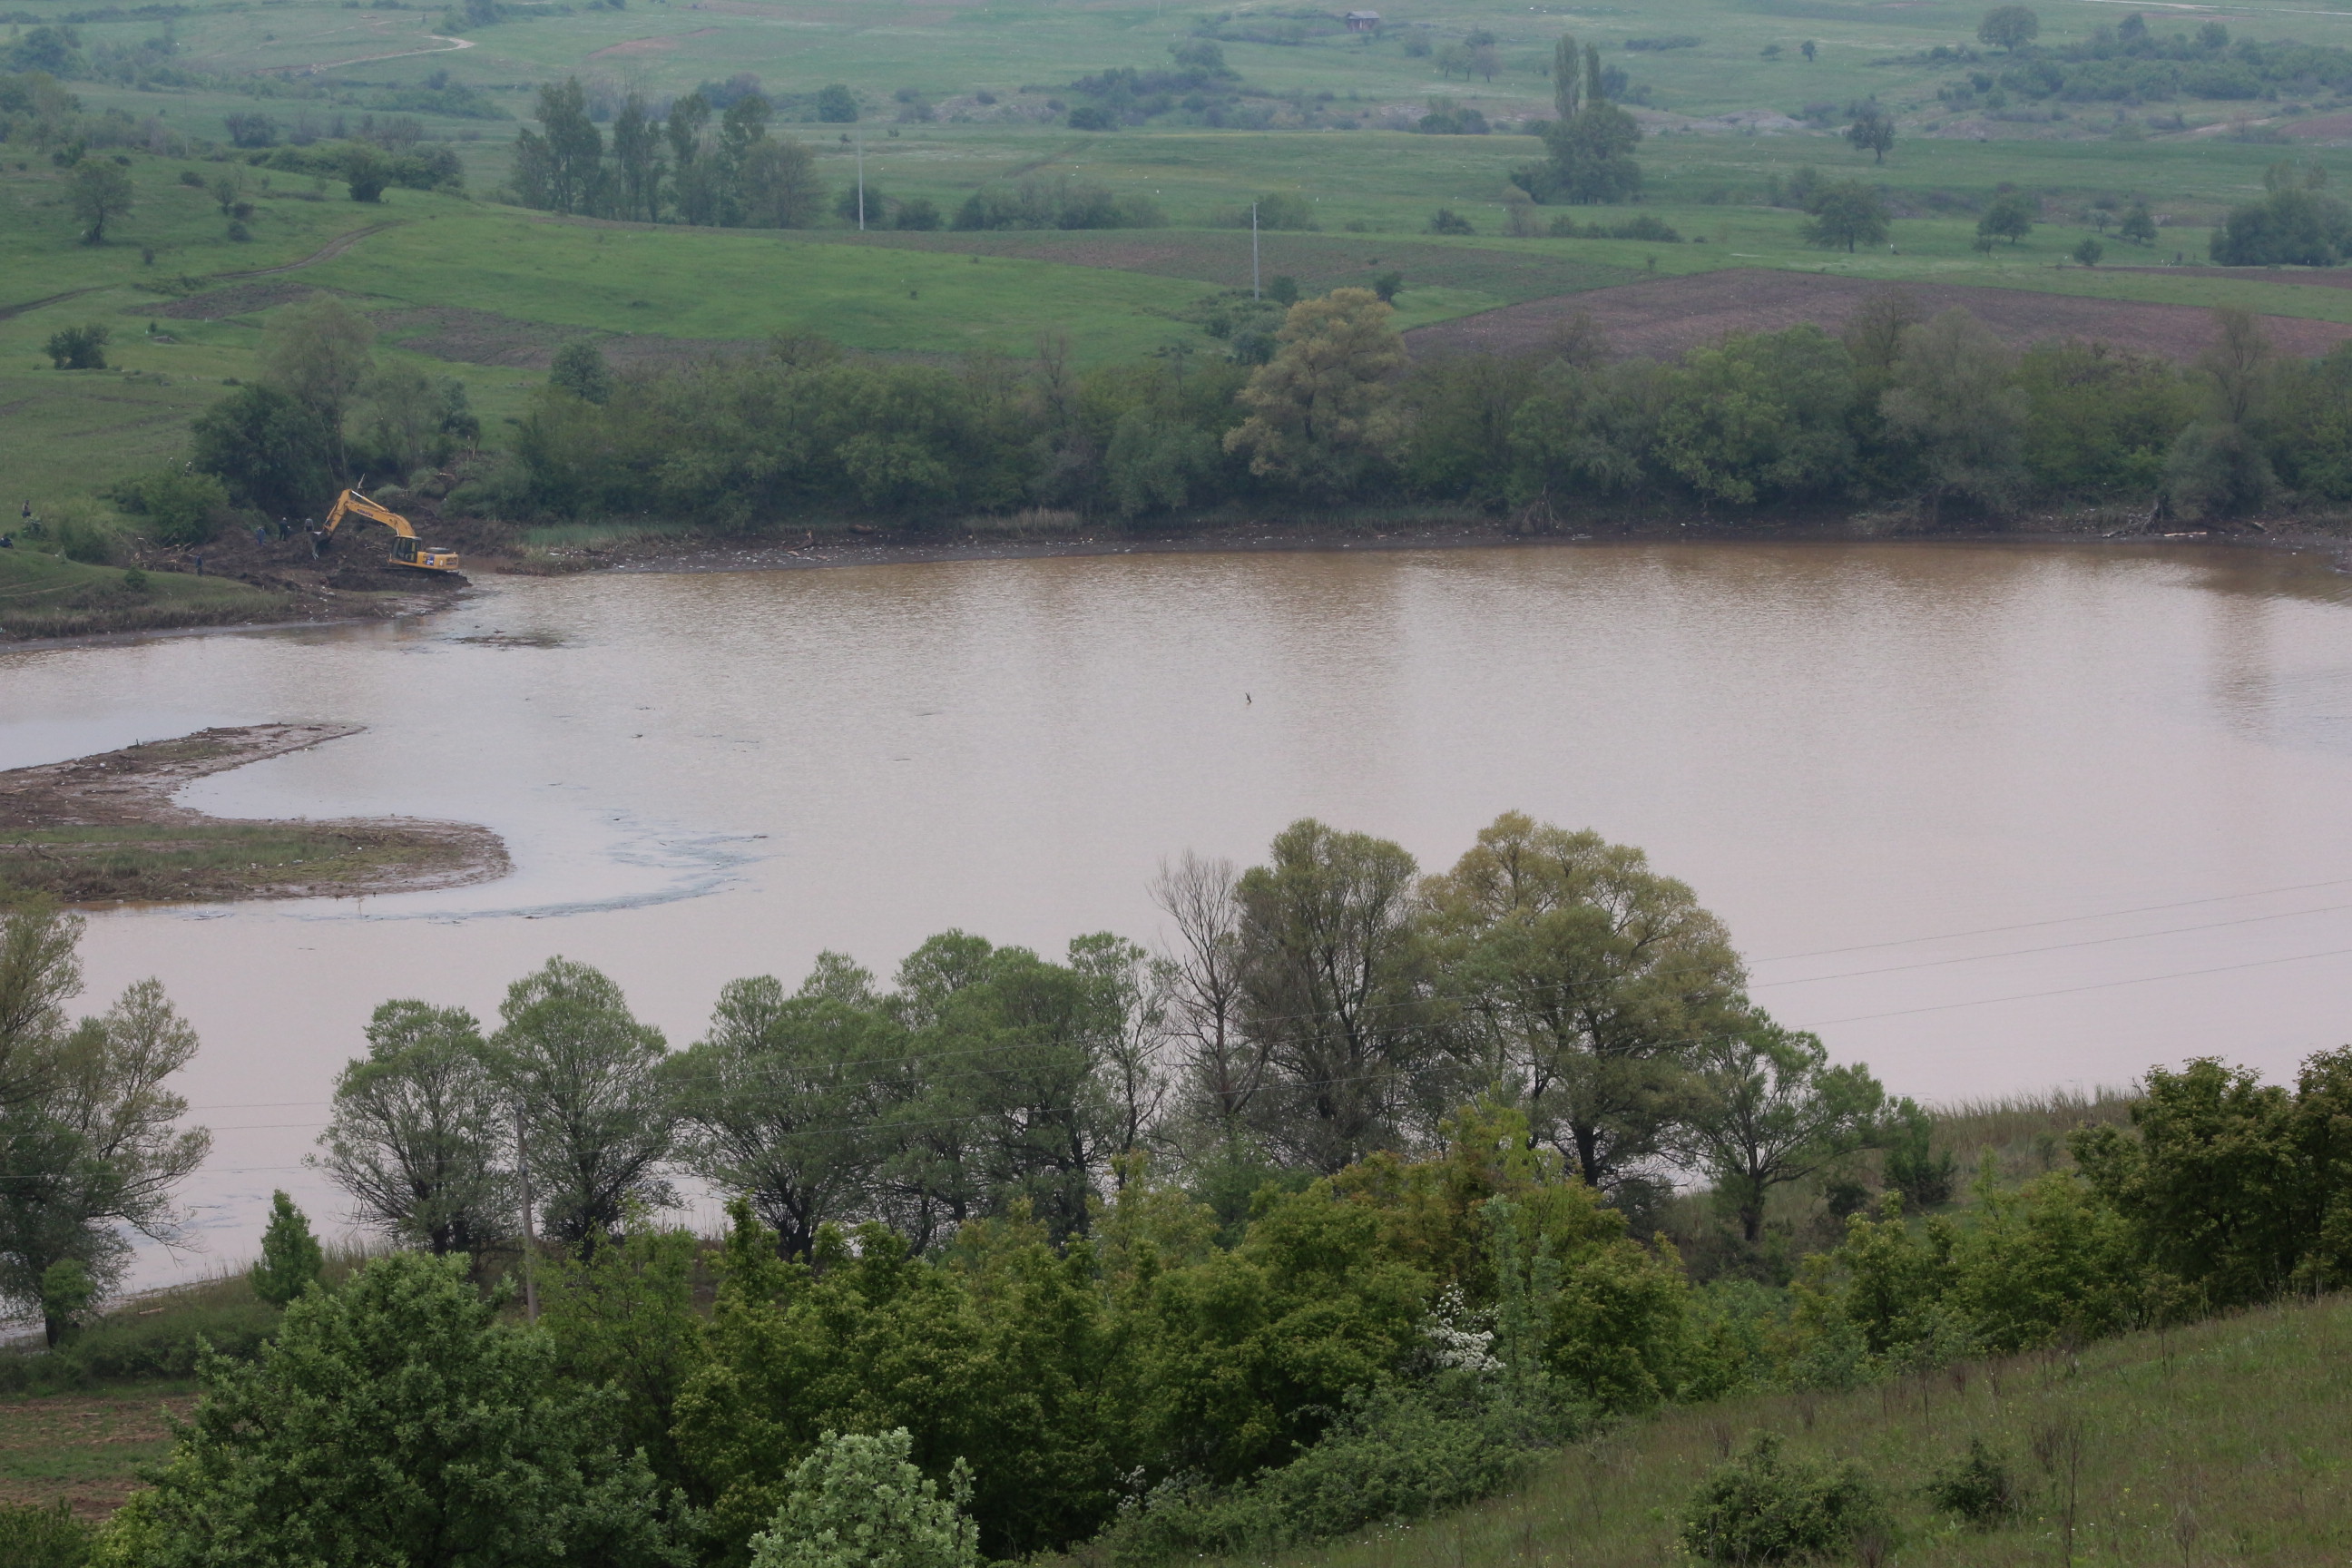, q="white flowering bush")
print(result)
[750,1429,980,1568]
